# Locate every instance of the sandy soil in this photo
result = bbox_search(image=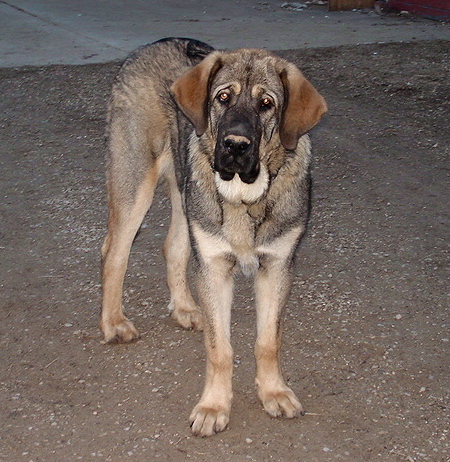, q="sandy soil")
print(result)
[1,40,449,461]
